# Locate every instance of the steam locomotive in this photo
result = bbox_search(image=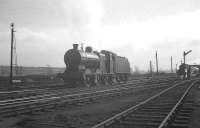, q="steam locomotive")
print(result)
[177,63,200,79]
[62,44,130,87]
